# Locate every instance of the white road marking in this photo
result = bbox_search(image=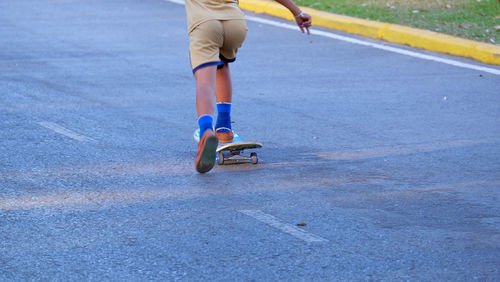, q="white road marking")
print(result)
[238,209,329,243]
[163,0,500,76]
[38,121,95,142]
